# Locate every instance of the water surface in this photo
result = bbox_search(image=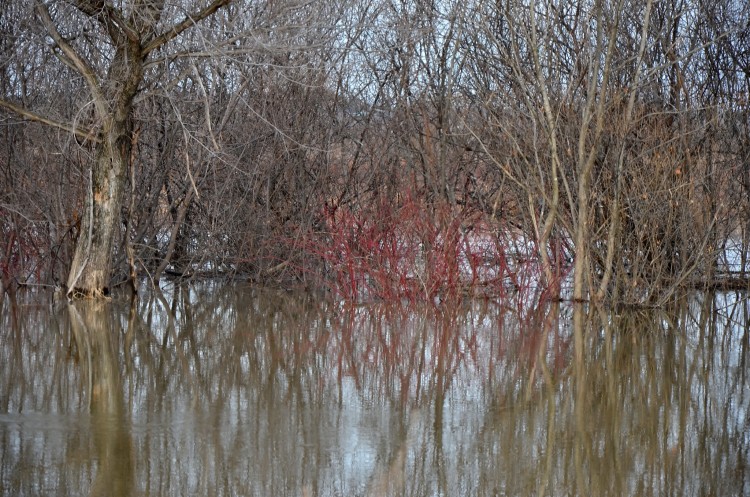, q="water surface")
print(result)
[1,283,749,496]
